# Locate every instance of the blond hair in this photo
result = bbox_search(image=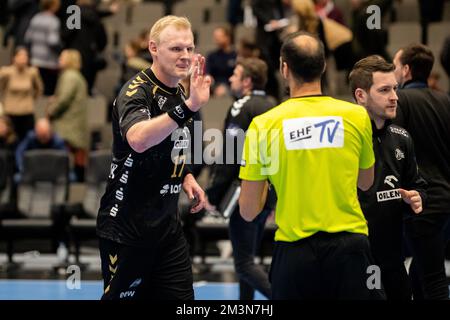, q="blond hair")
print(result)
[61,49,82,70]
[149,15,192,44]
[292,0,319,35]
